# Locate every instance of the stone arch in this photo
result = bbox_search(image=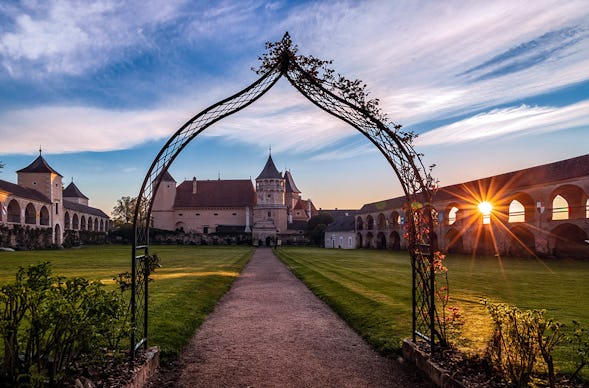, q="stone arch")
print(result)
[72,213,79,230]
[550,223,589,259]
[88,217,93,231]
[39,206,50,226]
[100,219,105,232]
[389,231,401,250]
[508,225,535,257]
[25,203,36,225]
[366,215,374,230]
[130,33,439,357]
[376,231,387,249]
[445,228,463,254]
[356,232,363,248]
[356,216,364,231]
[94,218,99,231]
[7,199,21,223]
[390,211,400,228]
[64,212,71,229]
[446,203,460,226]
[80,215,86,231]
[550,184,586,220]
[376,213,386,230]
[474,227,494,257]
[507,192,535,223]
[54,224,61,245]
[175,221,186,231]
[365,232,374,248]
